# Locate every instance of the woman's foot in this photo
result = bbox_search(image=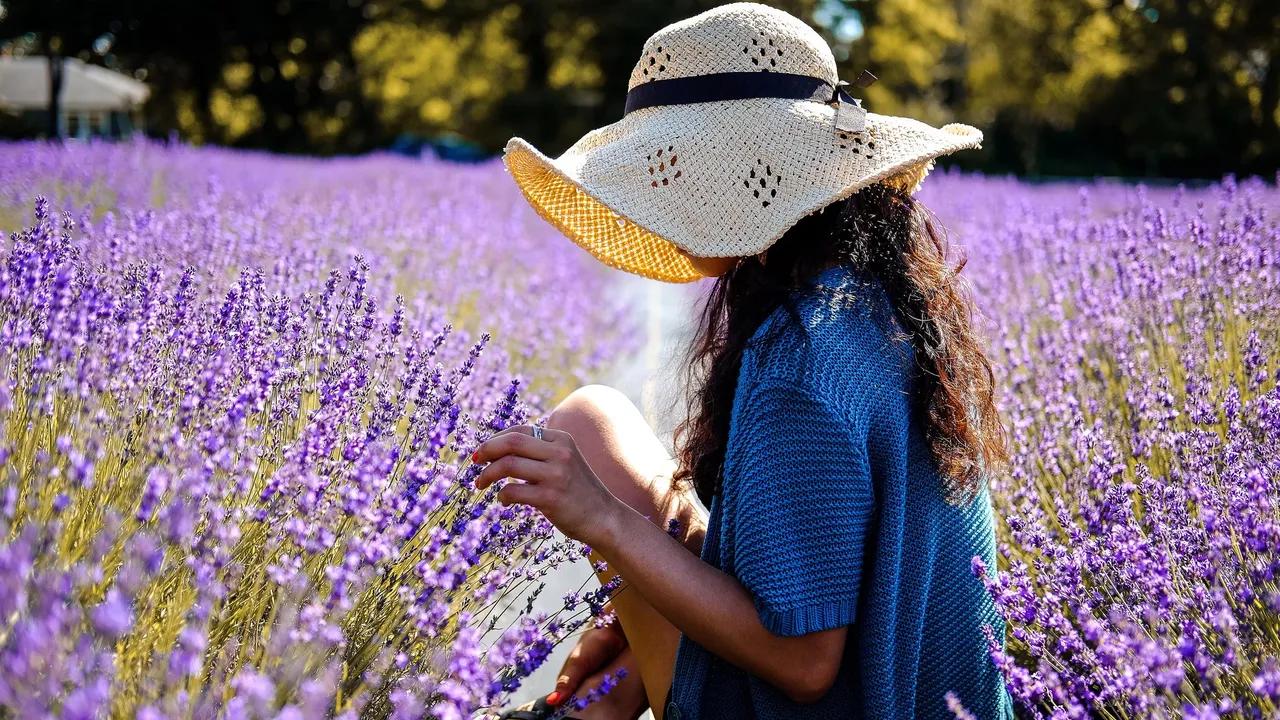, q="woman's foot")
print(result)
[498,644,649,719]
[497,695,563,719]
[565,644,649,719]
